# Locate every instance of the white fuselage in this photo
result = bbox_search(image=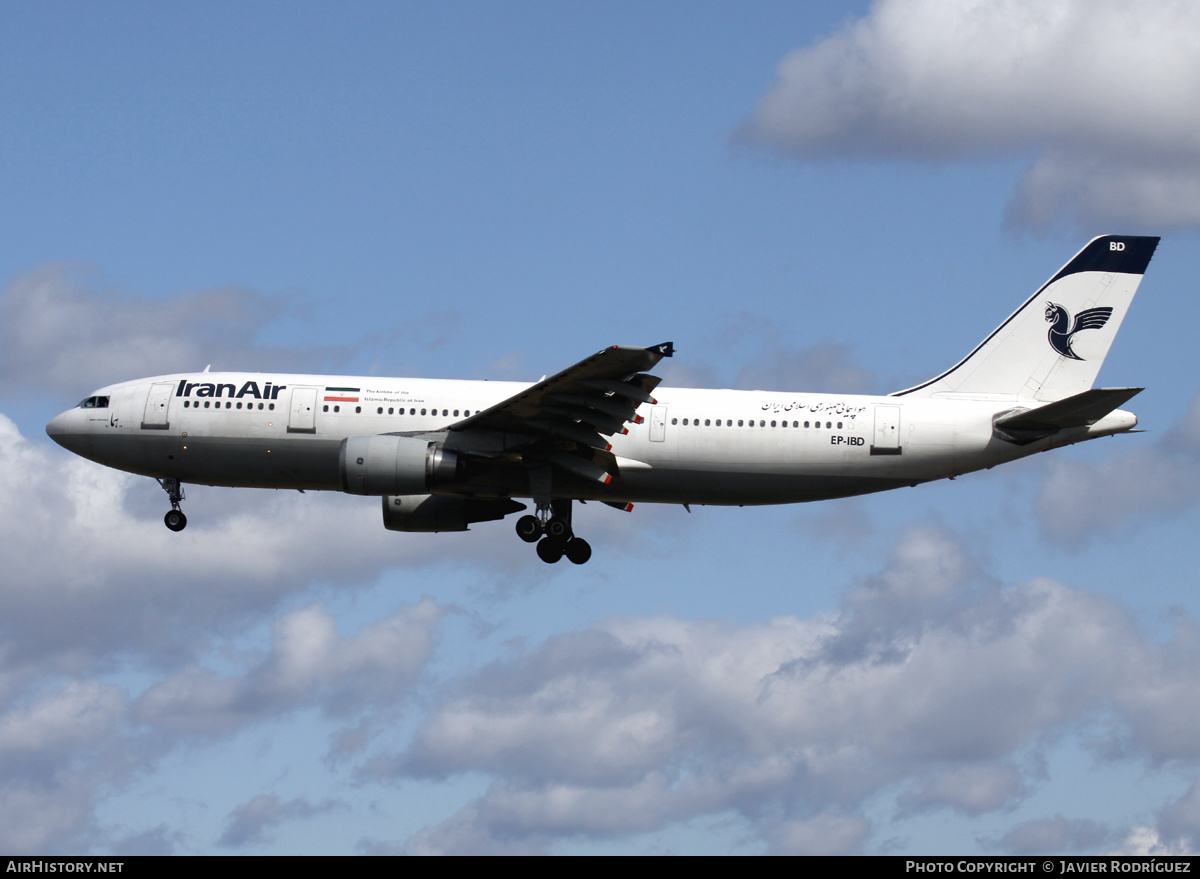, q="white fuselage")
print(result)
[45,371,1137,507]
